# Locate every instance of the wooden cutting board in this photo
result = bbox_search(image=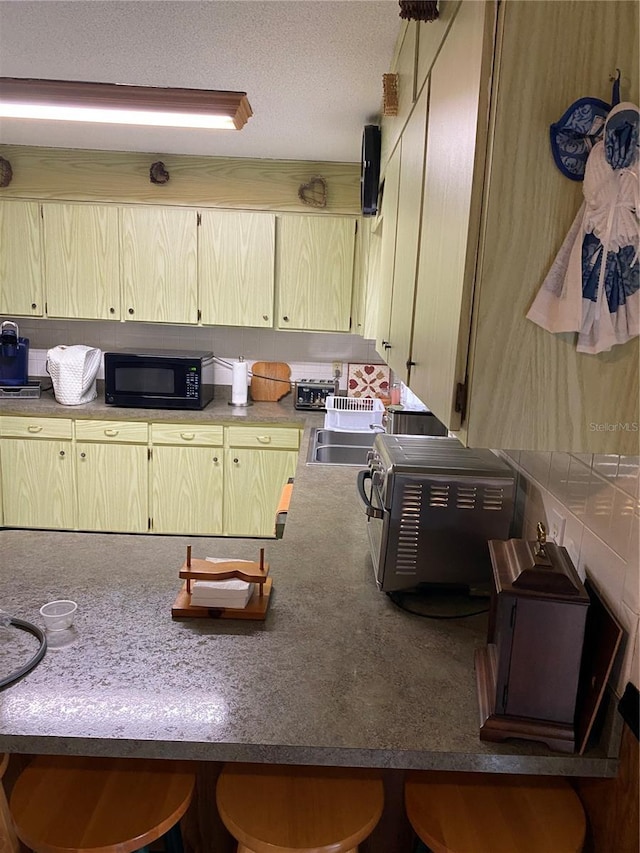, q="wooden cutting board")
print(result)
[250,362,291,401]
